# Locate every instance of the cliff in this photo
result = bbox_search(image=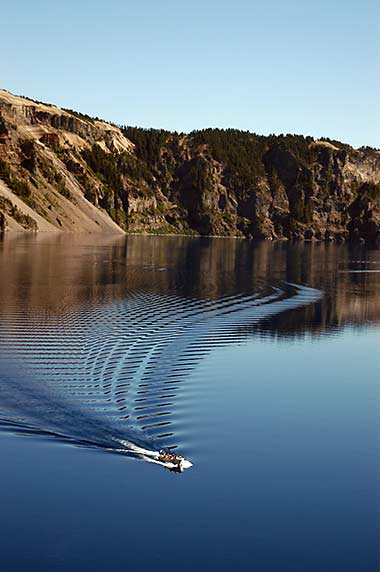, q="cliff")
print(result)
[1,89,379,242]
